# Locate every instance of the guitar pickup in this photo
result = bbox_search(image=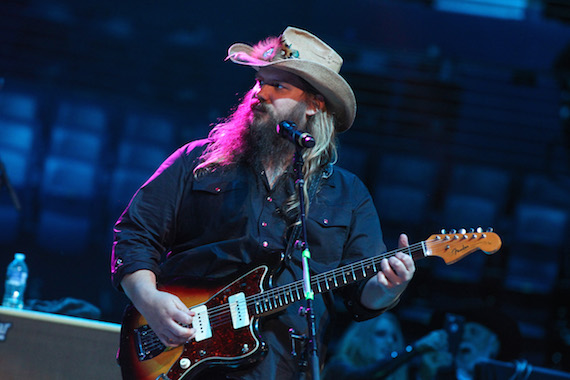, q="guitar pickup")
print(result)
[228,292,249,329]
[190,305,212,342]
